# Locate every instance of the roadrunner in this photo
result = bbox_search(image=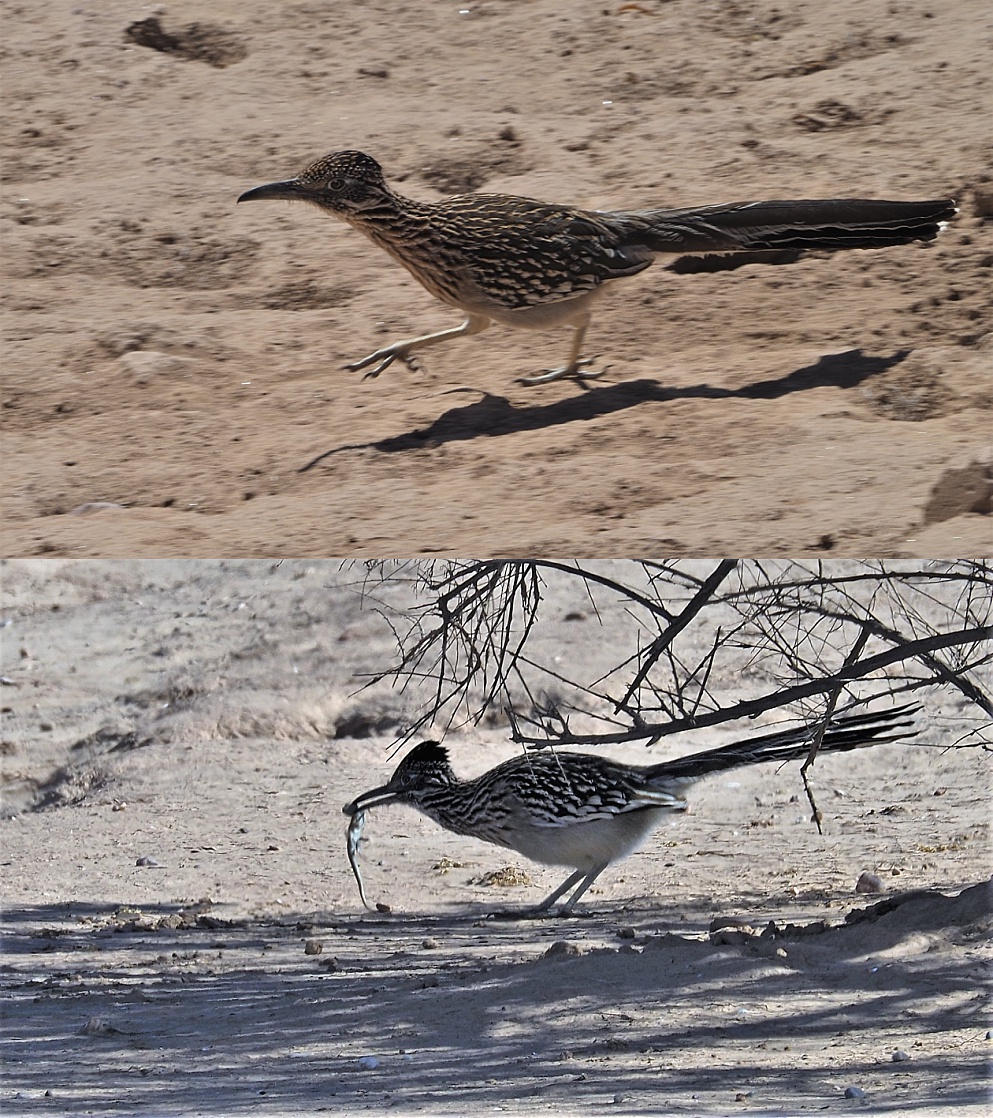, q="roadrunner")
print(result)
[343,705,918,914]
[239,151,955,385]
